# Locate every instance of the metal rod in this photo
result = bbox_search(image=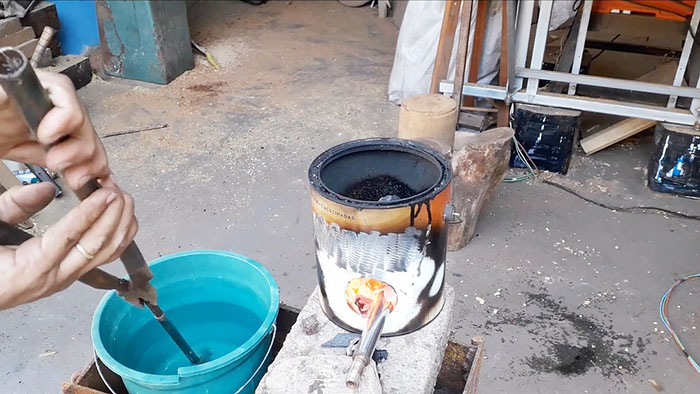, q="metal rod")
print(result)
[0,46,202,364]
[525,0,553,97]
[346,292,391,389]
[439,80,698,125]
[512,0,534,91]
[145,302,201,364]
[517,68,700,99]
[568,0,593,95]
[505,0,516,97]
[668,0,700,108]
